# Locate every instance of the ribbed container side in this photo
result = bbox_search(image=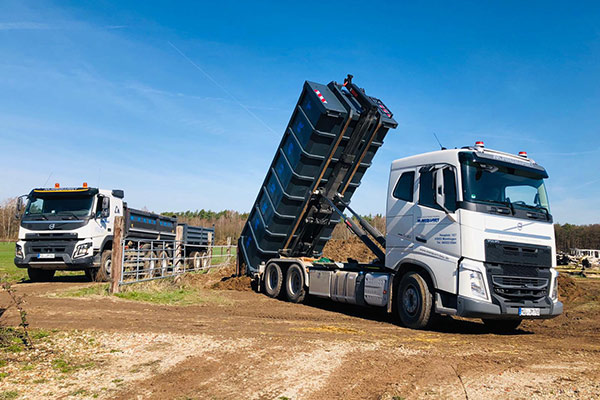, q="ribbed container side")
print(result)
[240,79,396,273]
